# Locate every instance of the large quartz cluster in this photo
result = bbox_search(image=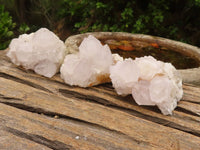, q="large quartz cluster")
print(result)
[7,28,67,78]
[110,56,183,115]
[60,35,120,87]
